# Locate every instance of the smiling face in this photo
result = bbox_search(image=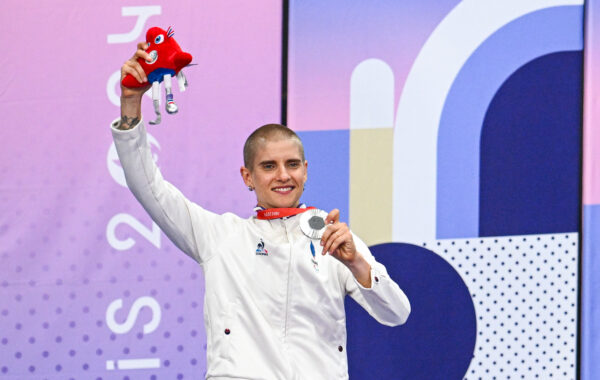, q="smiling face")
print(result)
[240,137,307,209]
